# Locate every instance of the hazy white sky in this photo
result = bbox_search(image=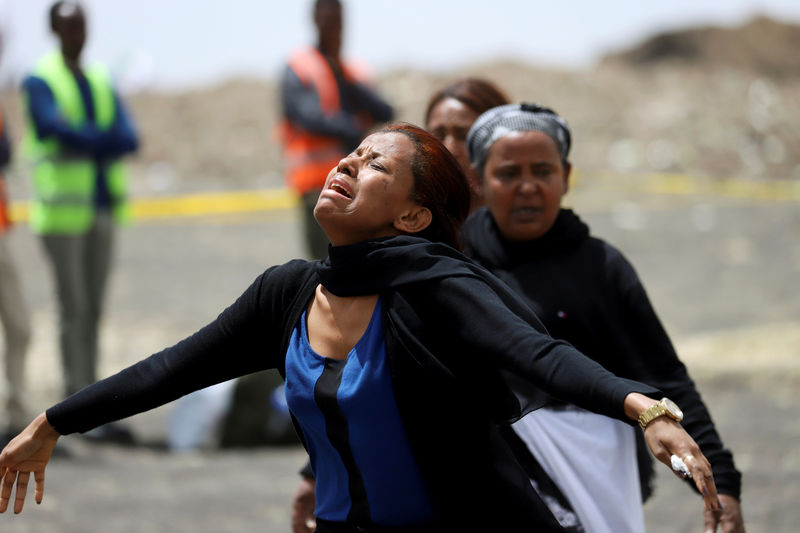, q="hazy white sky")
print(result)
[2,0,800,90]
